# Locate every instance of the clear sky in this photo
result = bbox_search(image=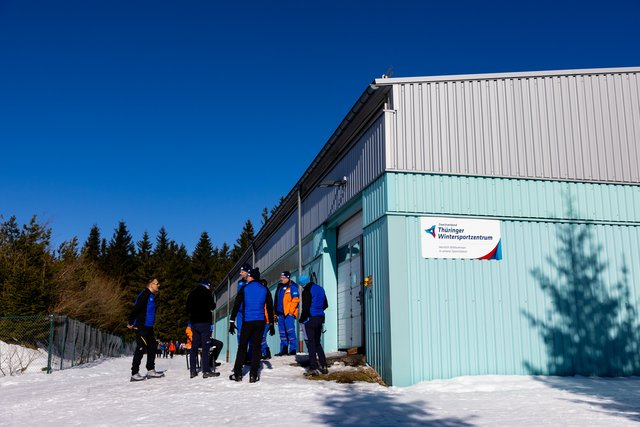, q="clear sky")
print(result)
[1,0,638,253]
